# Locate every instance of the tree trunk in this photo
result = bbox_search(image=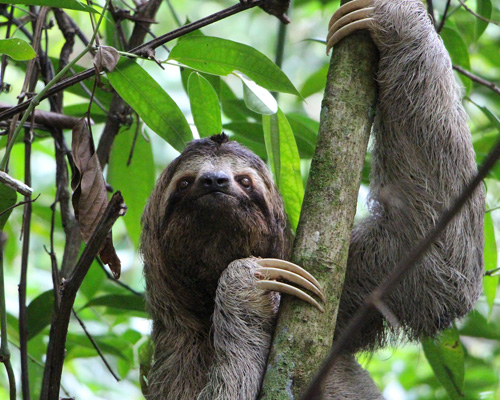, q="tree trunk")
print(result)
[258,17,378,400]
